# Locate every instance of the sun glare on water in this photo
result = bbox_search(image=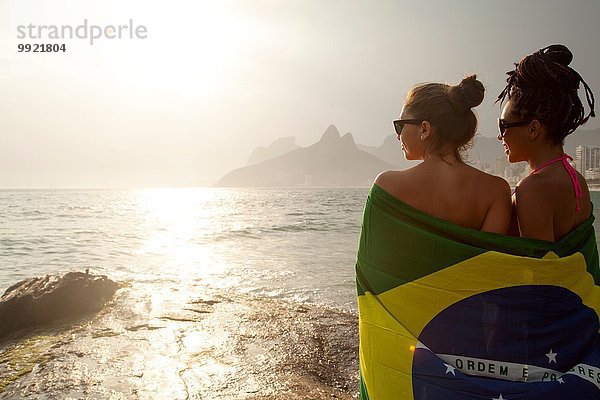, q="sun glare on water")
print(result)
[135,188,230,280]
